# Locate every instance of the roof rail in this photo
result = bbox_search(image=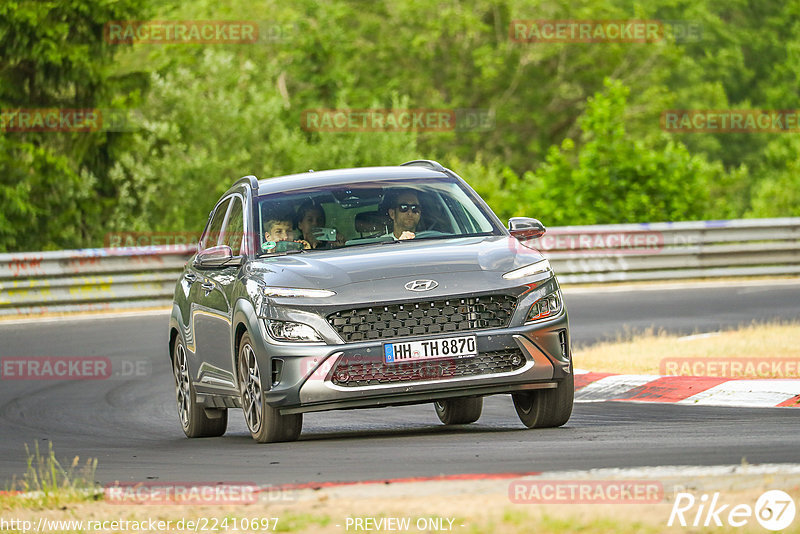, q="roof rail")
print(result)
[234,175,259,190]
[400,160,446,172]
